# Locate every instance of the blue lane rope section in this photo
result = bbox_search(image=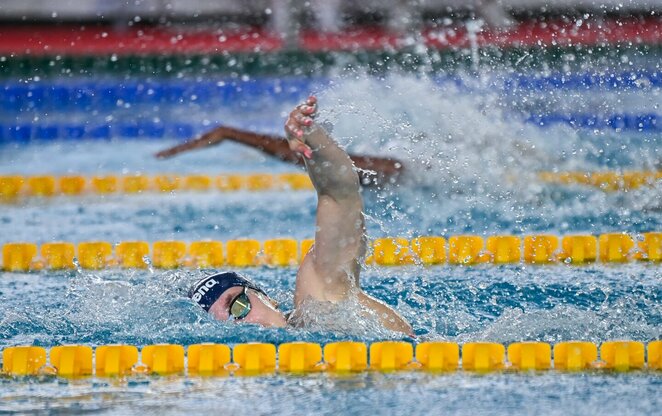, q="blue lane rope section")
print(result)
[526,113,659,131]
[0,78,331,113]
[0,70,659,114]
[0,113,658,143]
[498,70,661,91]
[0,122,197,142]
